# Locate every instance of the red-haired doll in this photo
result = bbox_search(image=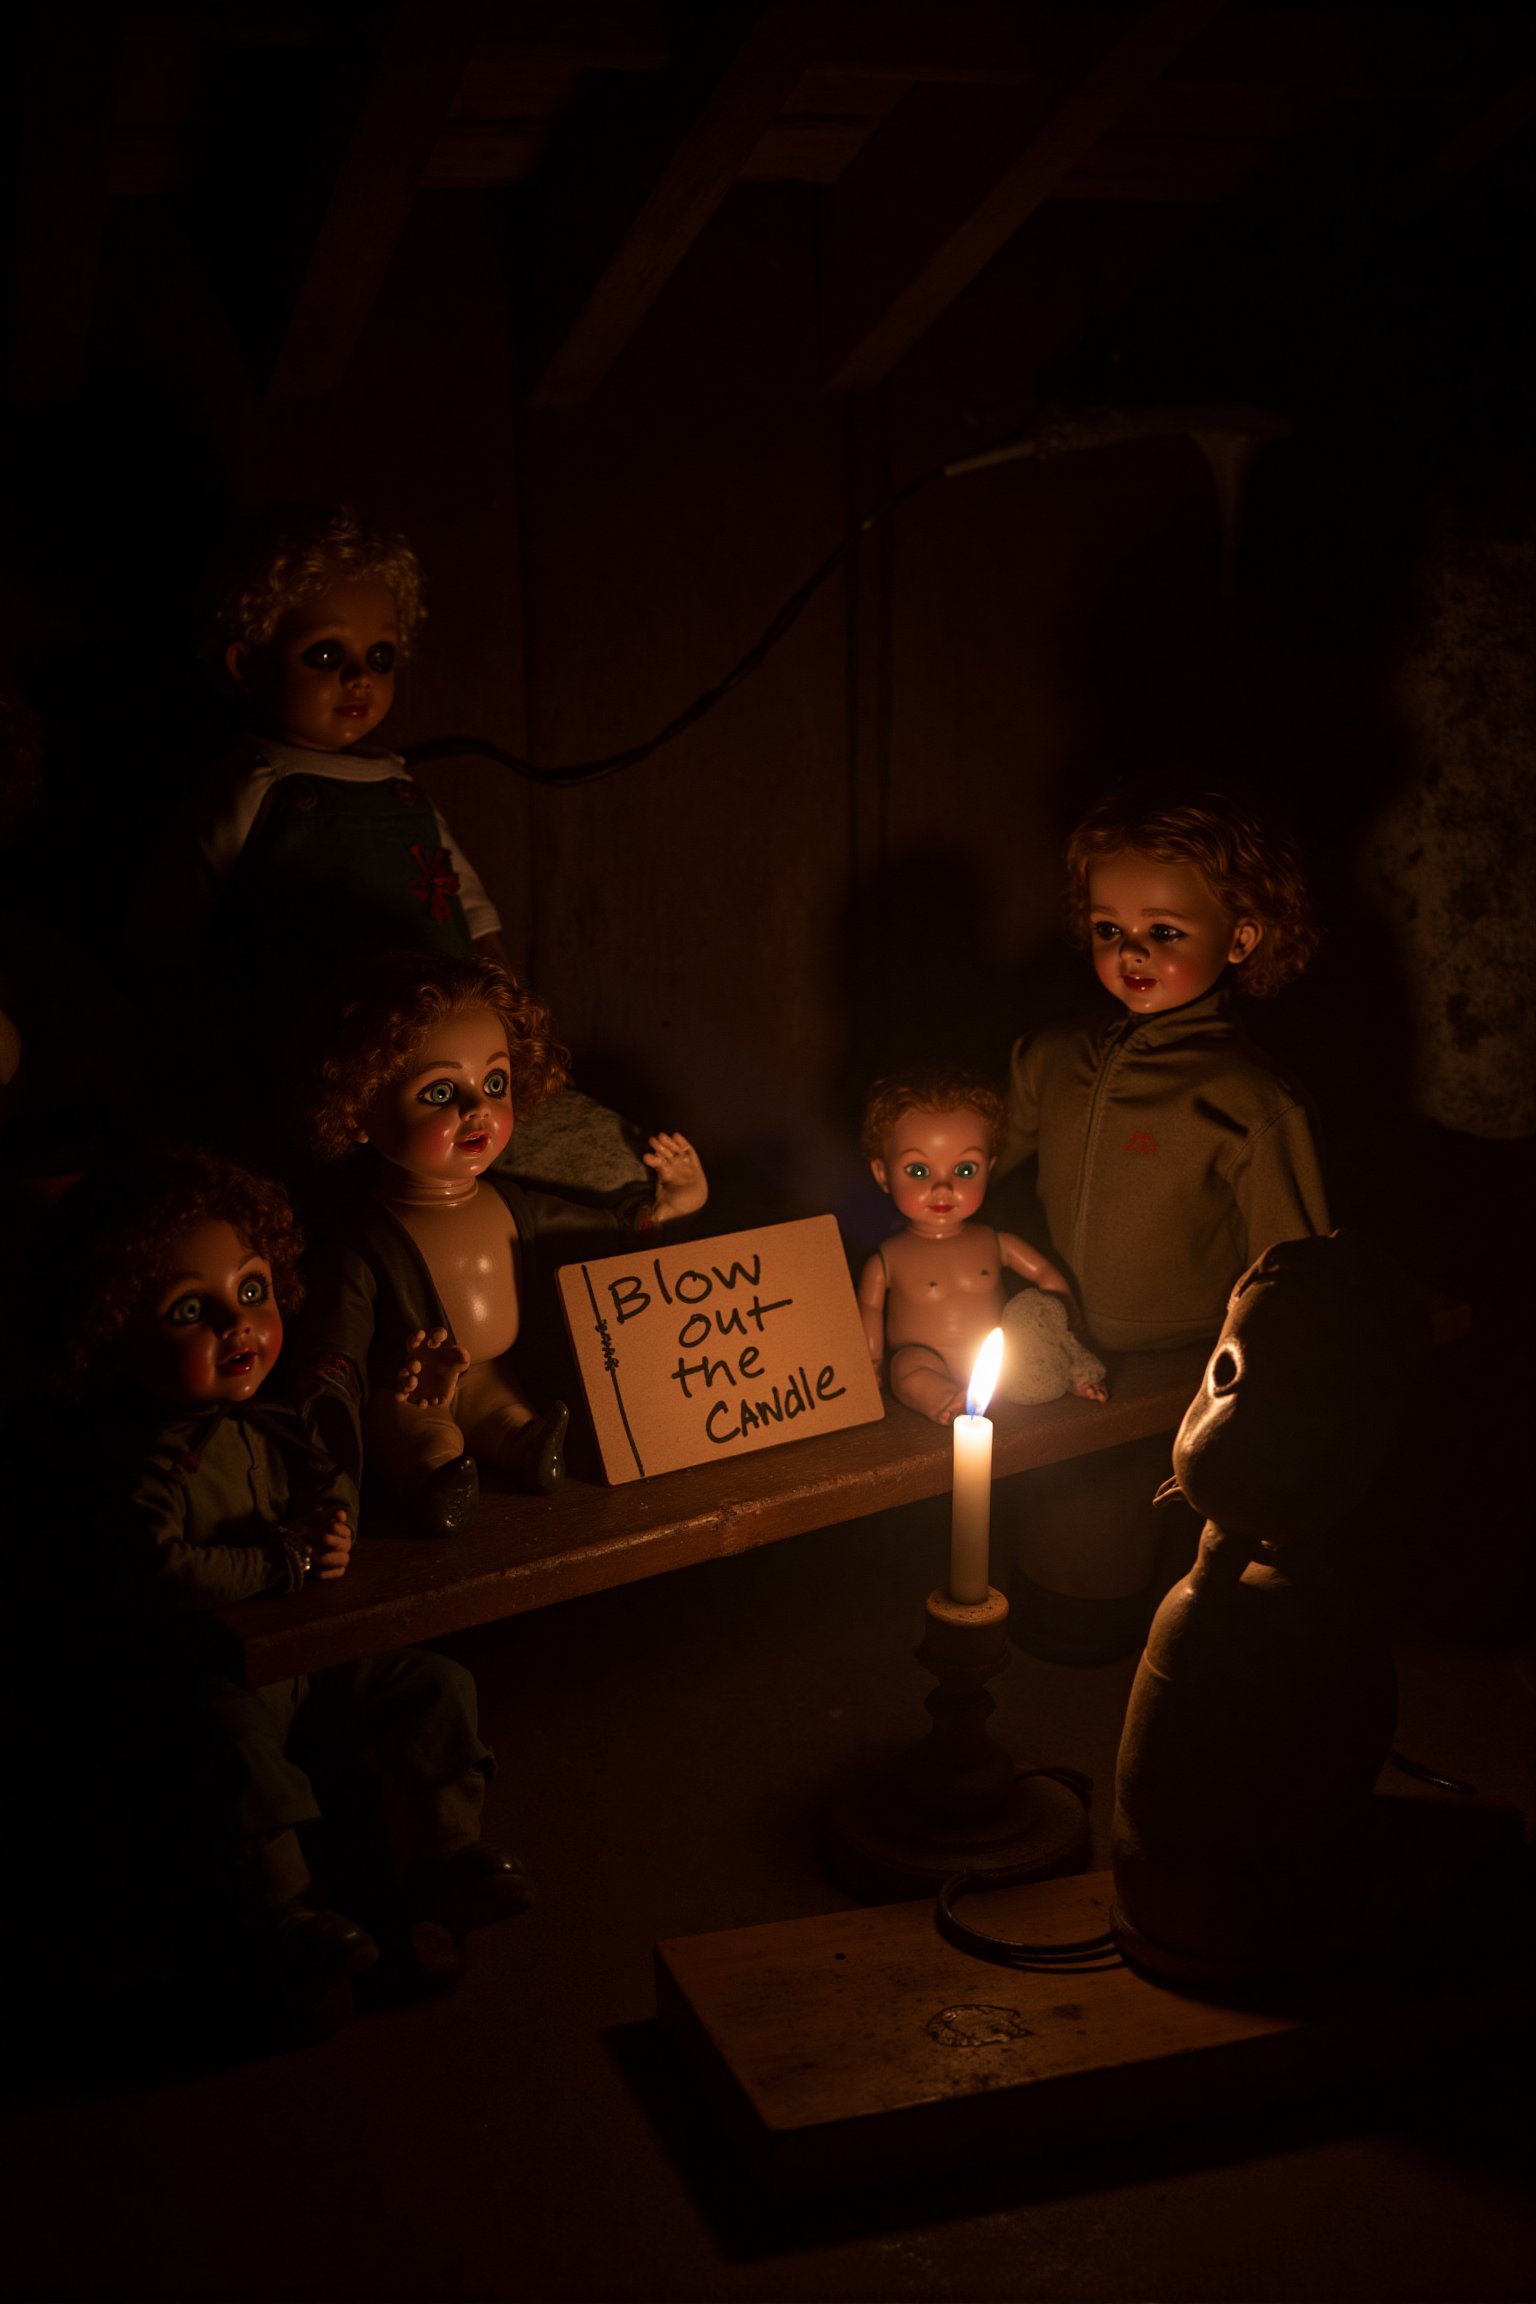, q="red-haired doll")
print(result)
[300,952,706,1534]
[53,1147,530,2024]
